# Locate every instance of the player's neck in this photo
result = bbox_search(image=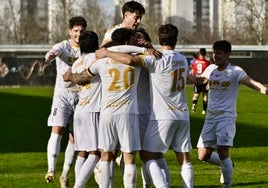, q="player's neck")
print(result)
[217,62,229,71]
[161,45,174,51]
